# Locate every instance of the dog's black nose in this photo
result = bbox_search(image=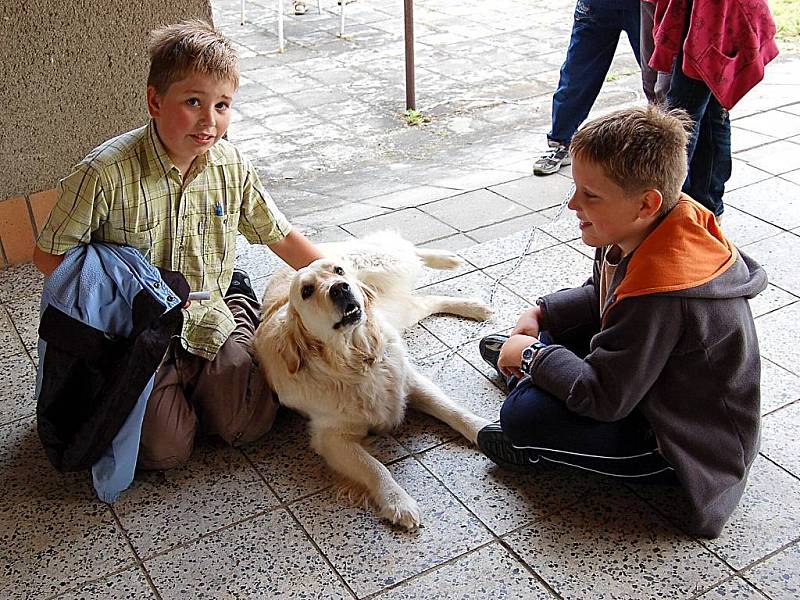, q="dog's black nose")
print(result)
[330,281,350,300]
